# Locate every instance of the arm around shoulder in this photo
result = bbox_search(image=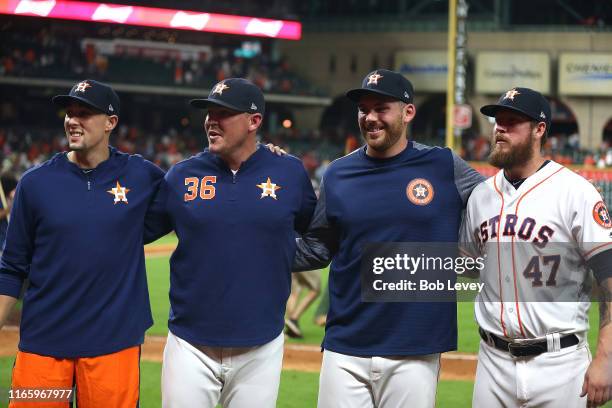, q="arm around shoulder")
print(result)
[144,171,173,244]
[293,178,339,272]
